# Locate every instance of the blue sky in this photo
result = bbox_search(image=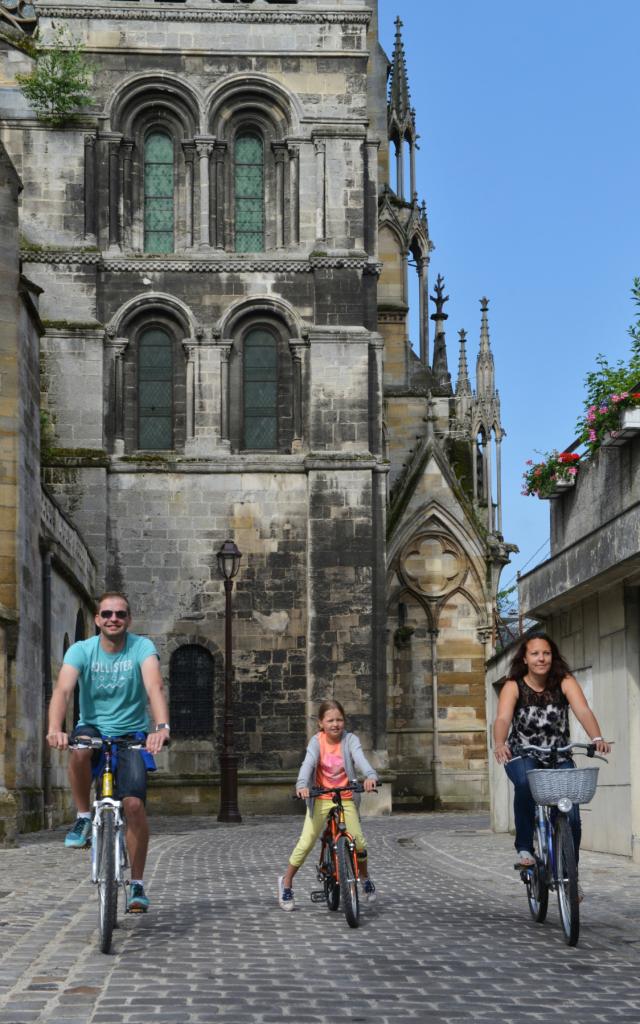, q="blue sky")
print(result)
[378,0,640,589]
